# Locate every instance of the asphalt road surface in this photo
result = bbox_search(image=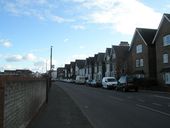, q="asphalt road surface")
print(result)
[55,81,170,128]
